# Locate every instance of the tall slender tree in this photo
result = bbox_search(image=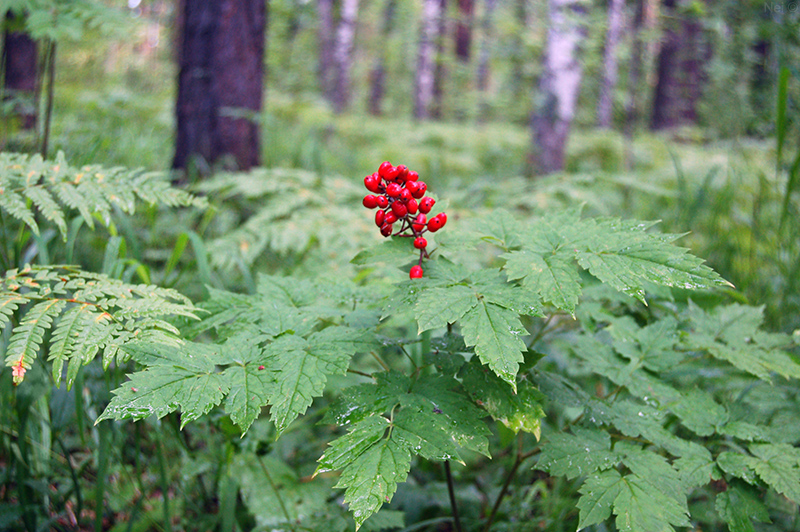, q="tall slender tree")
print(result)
[317,0,335,102]
[368,0,396,115]
[476,0,497,122]
[596,0,626,128]
[454,0,473,62]
[431,0,448,119]
[530,0,586,175]
[414,0,444,119]
[2,11,38,132]
[332,0,359,113]
[650,0,709,130]
[173,0,266,173]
